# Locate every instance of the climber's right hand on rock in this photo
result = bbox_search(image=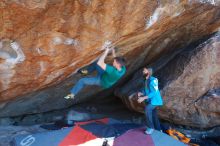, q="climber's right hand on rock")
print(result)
[137,92,143,97]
